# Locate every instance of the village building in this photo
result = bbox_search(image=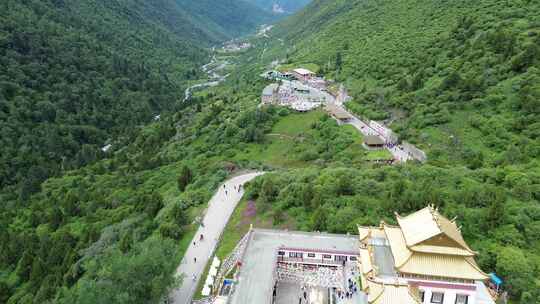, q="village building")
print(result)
[202,207,497,304]
[326,103,352,123]
[358,206,496,304]
[261,83,279,104]
[292,68,316,82]
[307,77,327,90]
[260,81,325,112]
[363,135,385,149]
